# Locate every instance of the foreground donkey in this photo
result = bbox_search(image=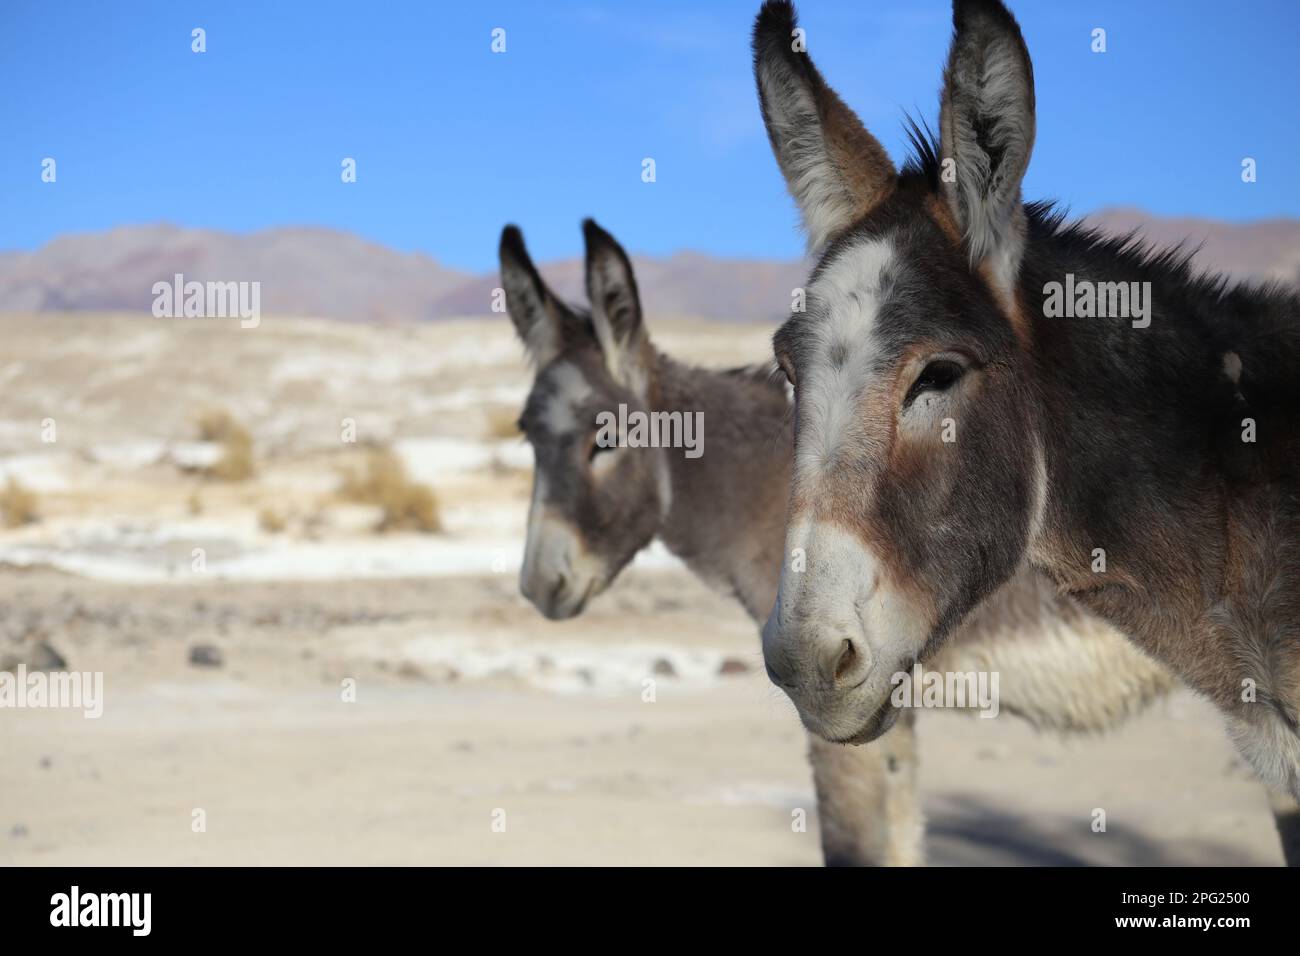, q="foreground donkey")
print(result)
[497,220,1300,864]
[753,0,1300,821]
